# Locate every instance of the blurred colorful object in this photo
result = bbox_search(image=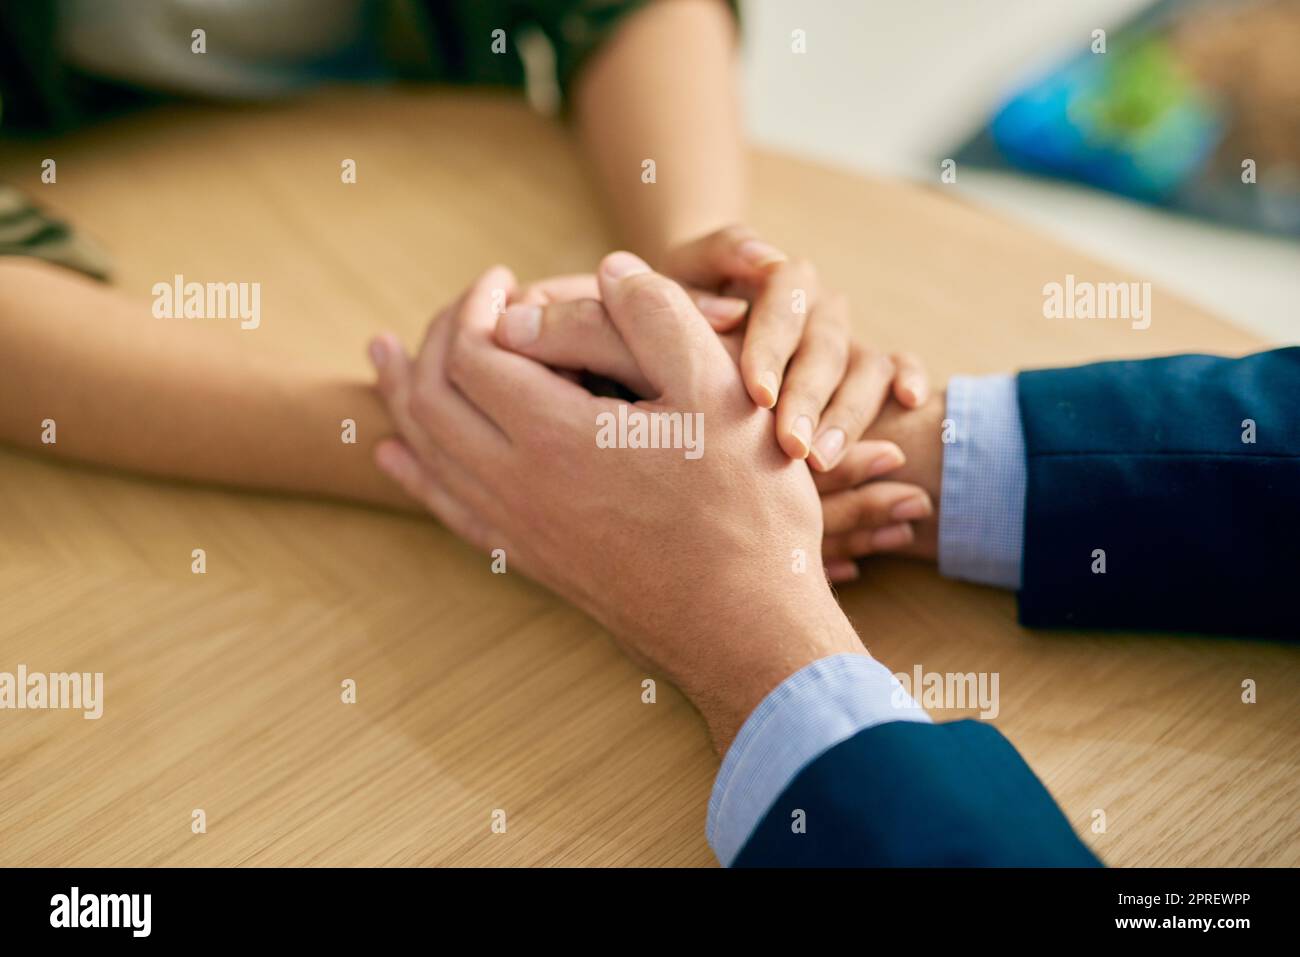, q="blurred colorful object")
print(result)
[955,0,1300,236]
